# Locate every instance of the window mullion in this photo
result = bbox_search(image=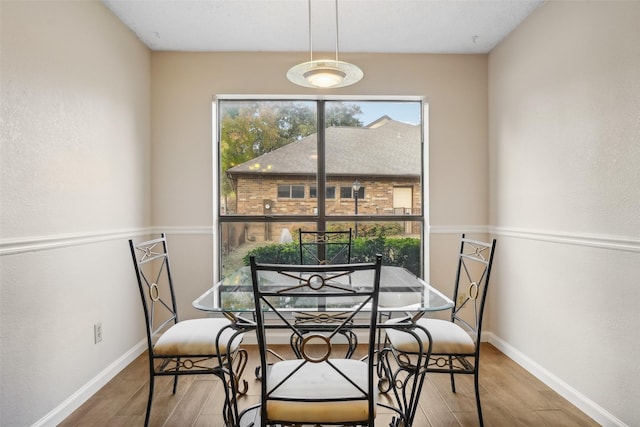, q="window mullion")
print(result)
[317,101,326,228]
[317,101,327,261]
